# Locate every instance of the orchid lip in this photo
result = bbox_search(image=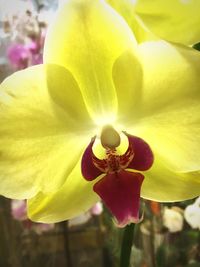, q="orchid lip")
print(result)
[93,170,145,227]
[81,129,154,227]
